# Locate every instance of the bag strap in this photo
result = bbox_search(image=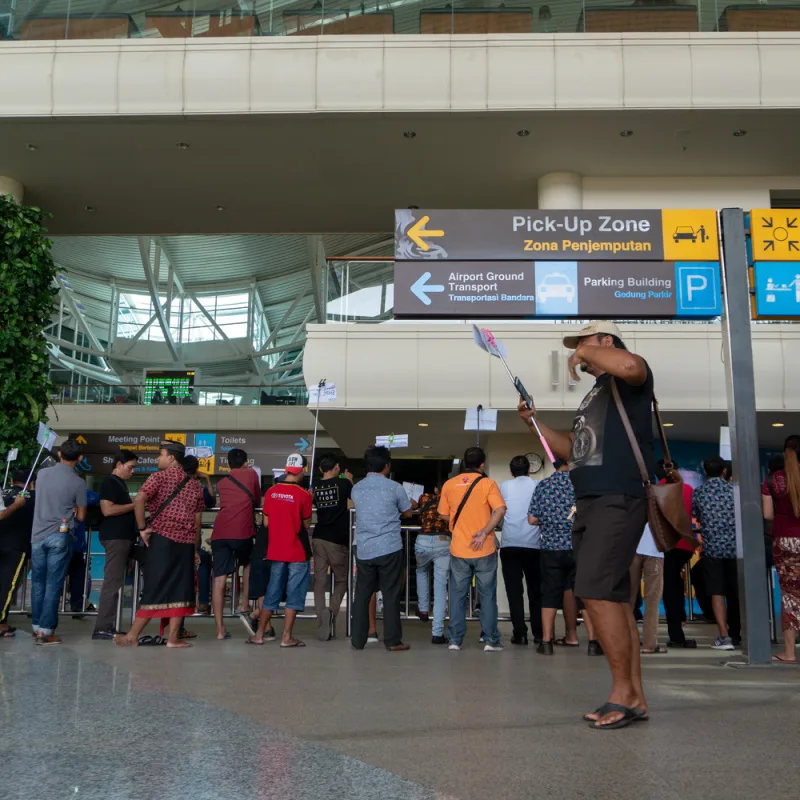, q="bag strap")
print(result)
[452,474,487,530]
[224,473,257,507]
[609,377,653,487]
[148,475,191,527]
